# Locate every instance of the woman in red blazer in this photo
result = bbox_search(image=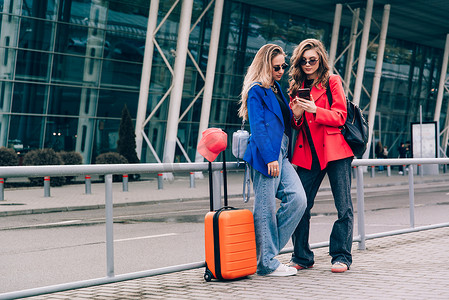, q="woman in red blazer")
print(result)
[287,39,354,273]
